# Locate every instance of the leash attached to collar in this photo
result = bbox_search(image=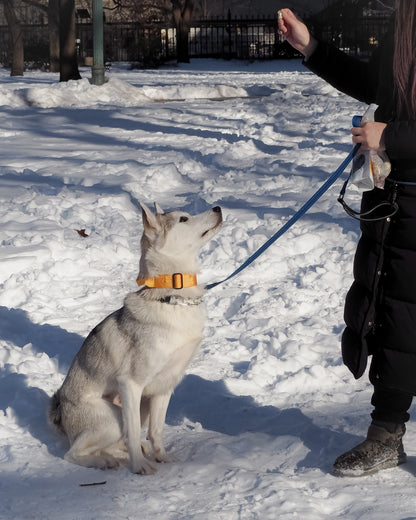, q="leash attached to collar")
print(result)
[137,273,197,289]
[205,140,361,291]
